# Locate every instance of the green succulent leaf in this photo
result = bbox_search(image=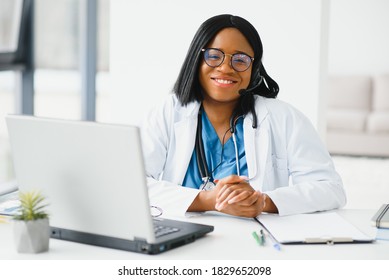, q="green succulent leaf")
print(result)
[13,190,49,221]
